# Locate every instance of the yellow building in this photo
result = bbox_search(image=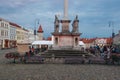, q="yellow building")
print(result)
[14,23,24,44]
[15,27,29,43]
